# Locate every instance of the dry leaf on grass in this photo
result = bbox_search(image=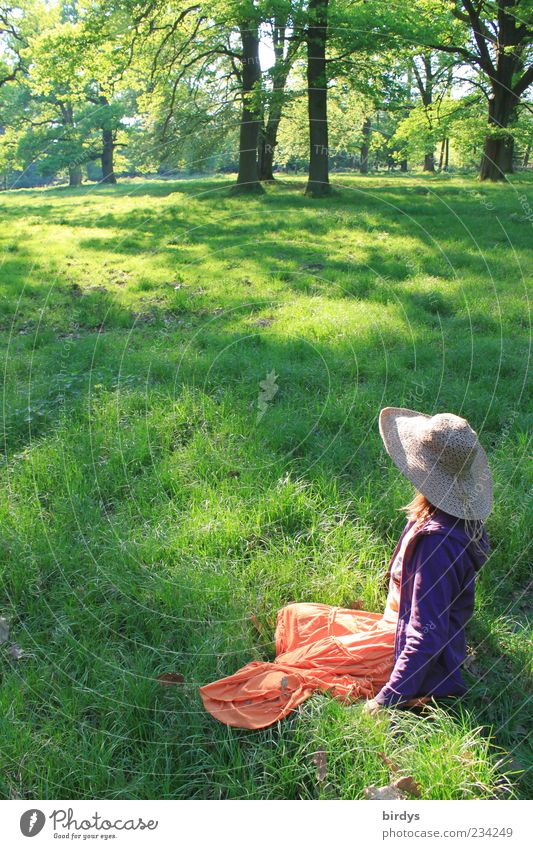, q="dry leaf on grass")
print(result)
[378,752,399,773]
[463,652,486,678]
[347,599,364,610]
[393,775,422,798]
[156,672,185,686]
[363,774,421,800]
[363,784,406,800]
[312,749,327,783]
